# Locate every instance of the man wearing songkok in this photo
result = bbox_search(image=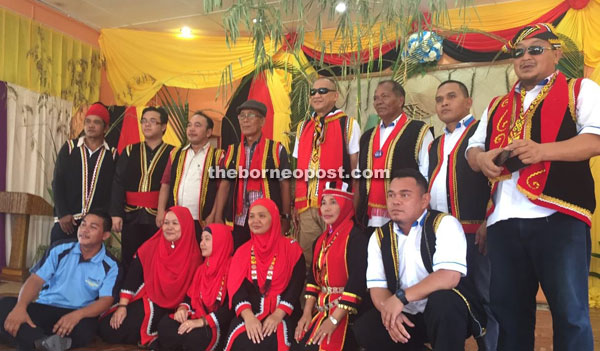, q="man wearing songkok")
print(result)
[356,80,433,234]
[428,80,496,350]
[466,23,600,350]
[293,77,361,268]
[158,111,223,235]
[0,212,121,351]
[214,99,292,250]
[51,102,117,243]
[110,106,174,272]
[354,169,485,351]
